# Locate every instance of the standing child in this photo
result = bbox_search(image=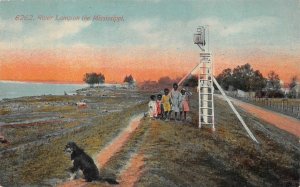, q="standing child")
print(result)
[170,83,181,120]
[156,94,163,119]
[180,88,192,121]
[162,88,171,121]
[148,95,157,118]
